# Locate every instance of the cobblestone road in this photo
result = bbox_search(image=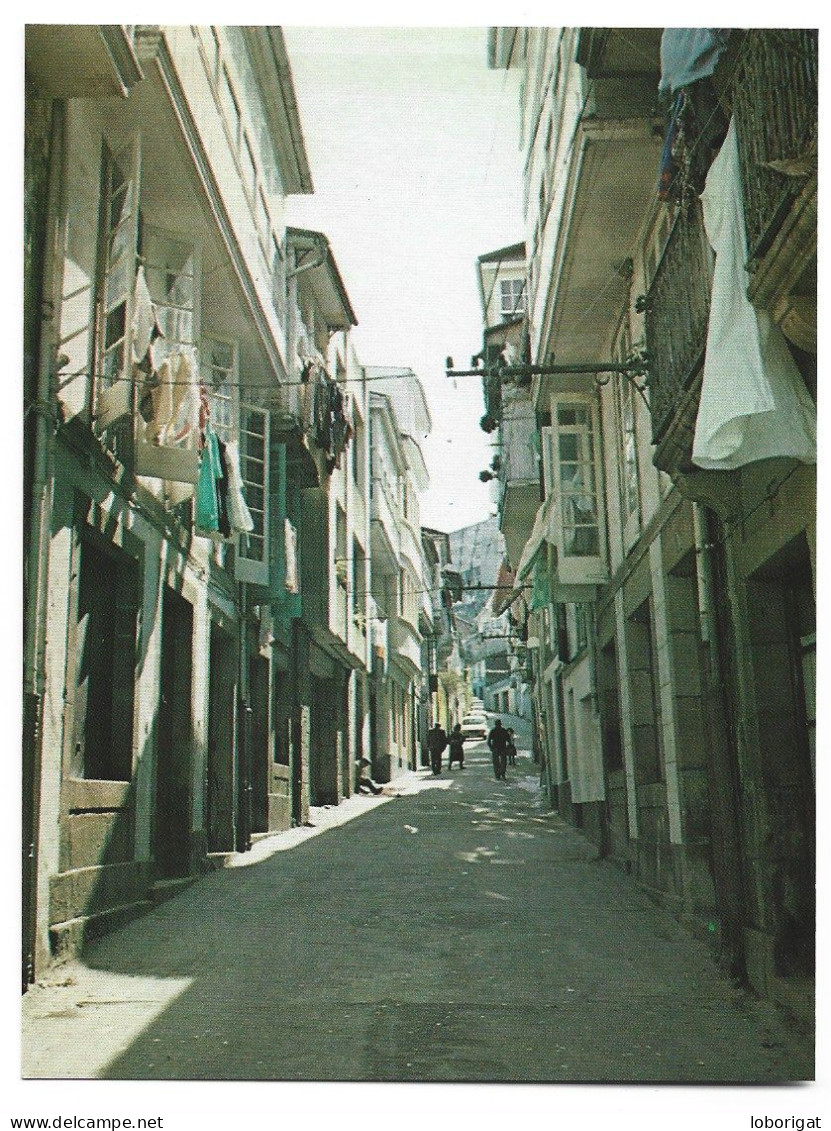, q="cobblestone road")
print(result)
[22,742,814,1082]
